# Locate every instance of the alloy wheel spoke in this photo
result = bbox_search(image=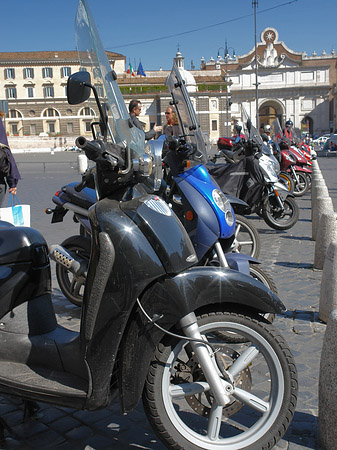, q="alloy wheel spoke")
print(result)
[169,381,210,399]
[232,387,270,413]
[207,402,223,441]
[227,345,259,377]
